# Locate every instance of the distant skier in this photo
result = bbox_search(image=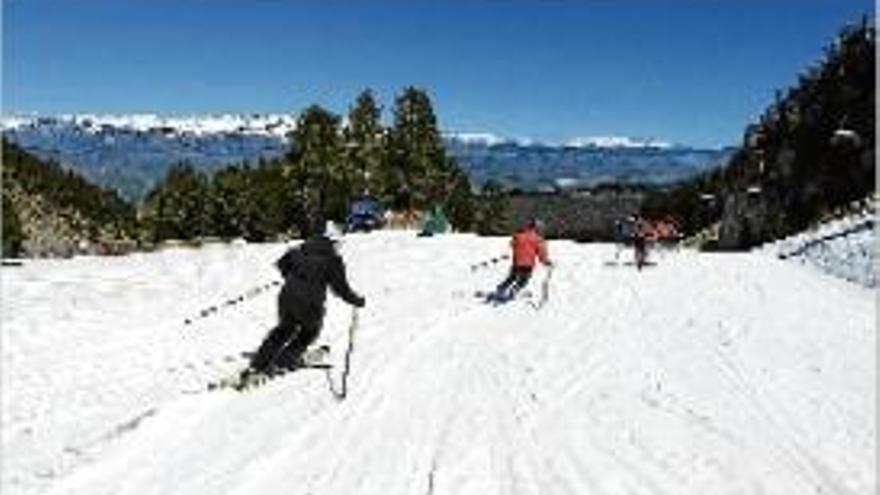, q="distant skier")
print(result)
[633,214,652,270]
[614,215,636,261]
[240,212,365,383]
[493,218,553,301]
